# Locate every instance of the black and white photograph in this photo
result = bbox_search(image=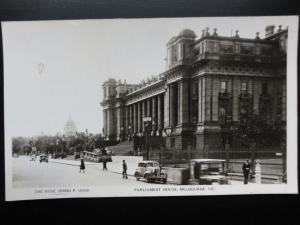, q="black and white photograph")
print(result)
[2,16,298,201]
